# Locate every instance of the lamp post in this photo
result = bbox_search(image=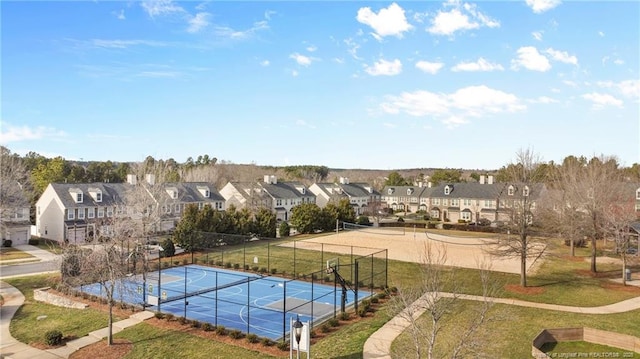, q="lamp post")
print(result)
[293,315,303,359]
[157,246,164,313]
